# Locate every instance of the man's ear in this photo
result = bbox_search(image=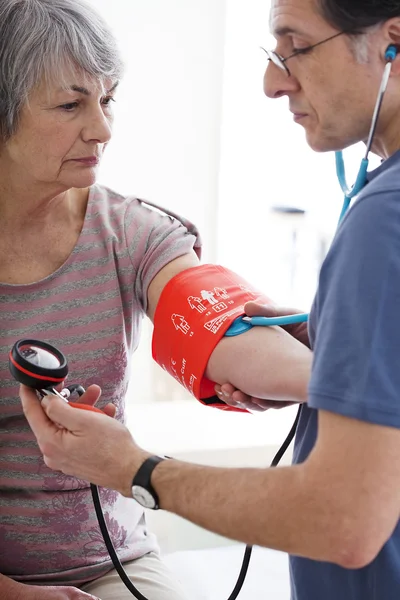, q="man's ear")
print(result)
[383,18,400,72]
